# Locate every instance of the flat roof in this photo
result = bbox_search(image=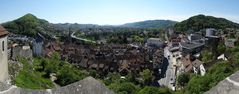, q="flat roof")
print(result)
[180,42,204,49]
